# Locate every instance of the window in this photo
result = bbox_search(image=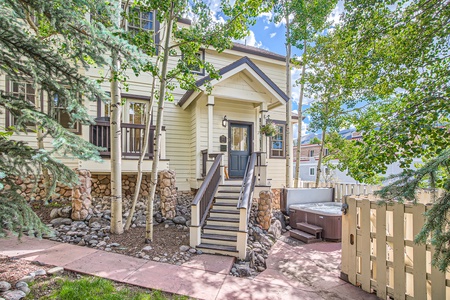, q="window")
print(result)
[324,148,329,156]
[324,167,330,175]
[309,167,315,176]
[270,123,285,158]
[128,9,154,35]
[188,50,205,75]
[50,93,81,134]
[5,79,38,128]
[309,149,315,157]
